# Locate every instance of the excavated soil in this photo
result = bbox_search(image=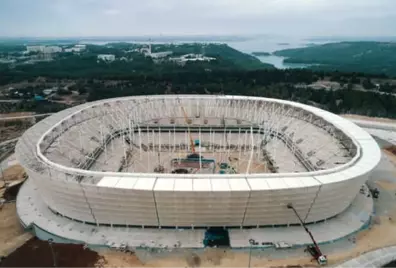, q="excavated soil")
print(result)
[0,165,25,182]
[0,165,26,201]
[384,146,396,169]
[385,146,396,156]
[0,203,31,257]
[0,238,102,267]
[98,249,318,268]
